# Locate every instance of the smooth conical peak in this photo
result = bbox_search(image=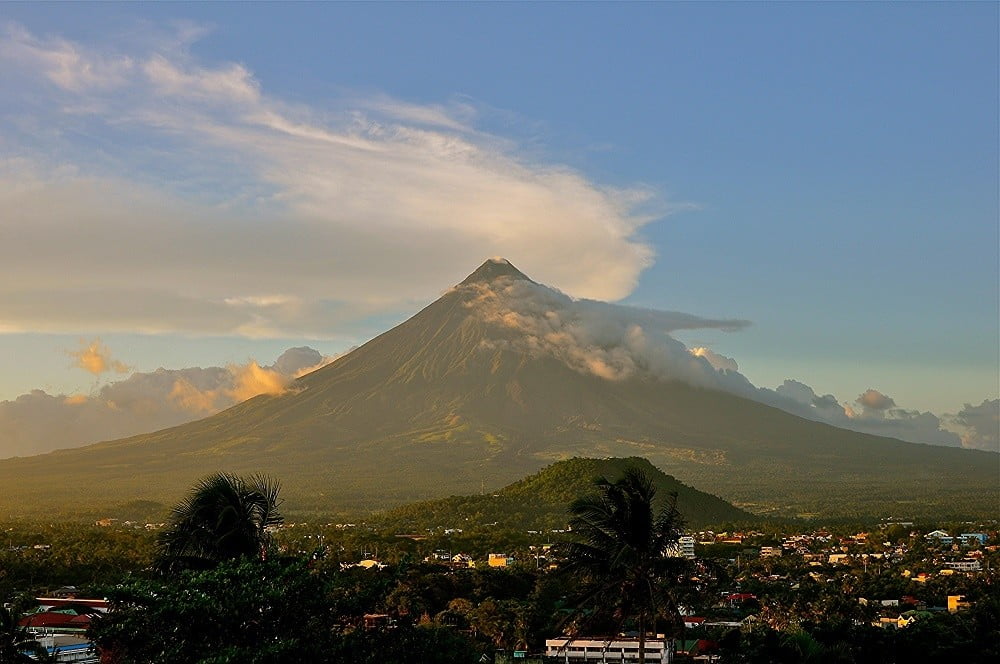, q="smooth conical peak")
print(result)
[458,258,532,286]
